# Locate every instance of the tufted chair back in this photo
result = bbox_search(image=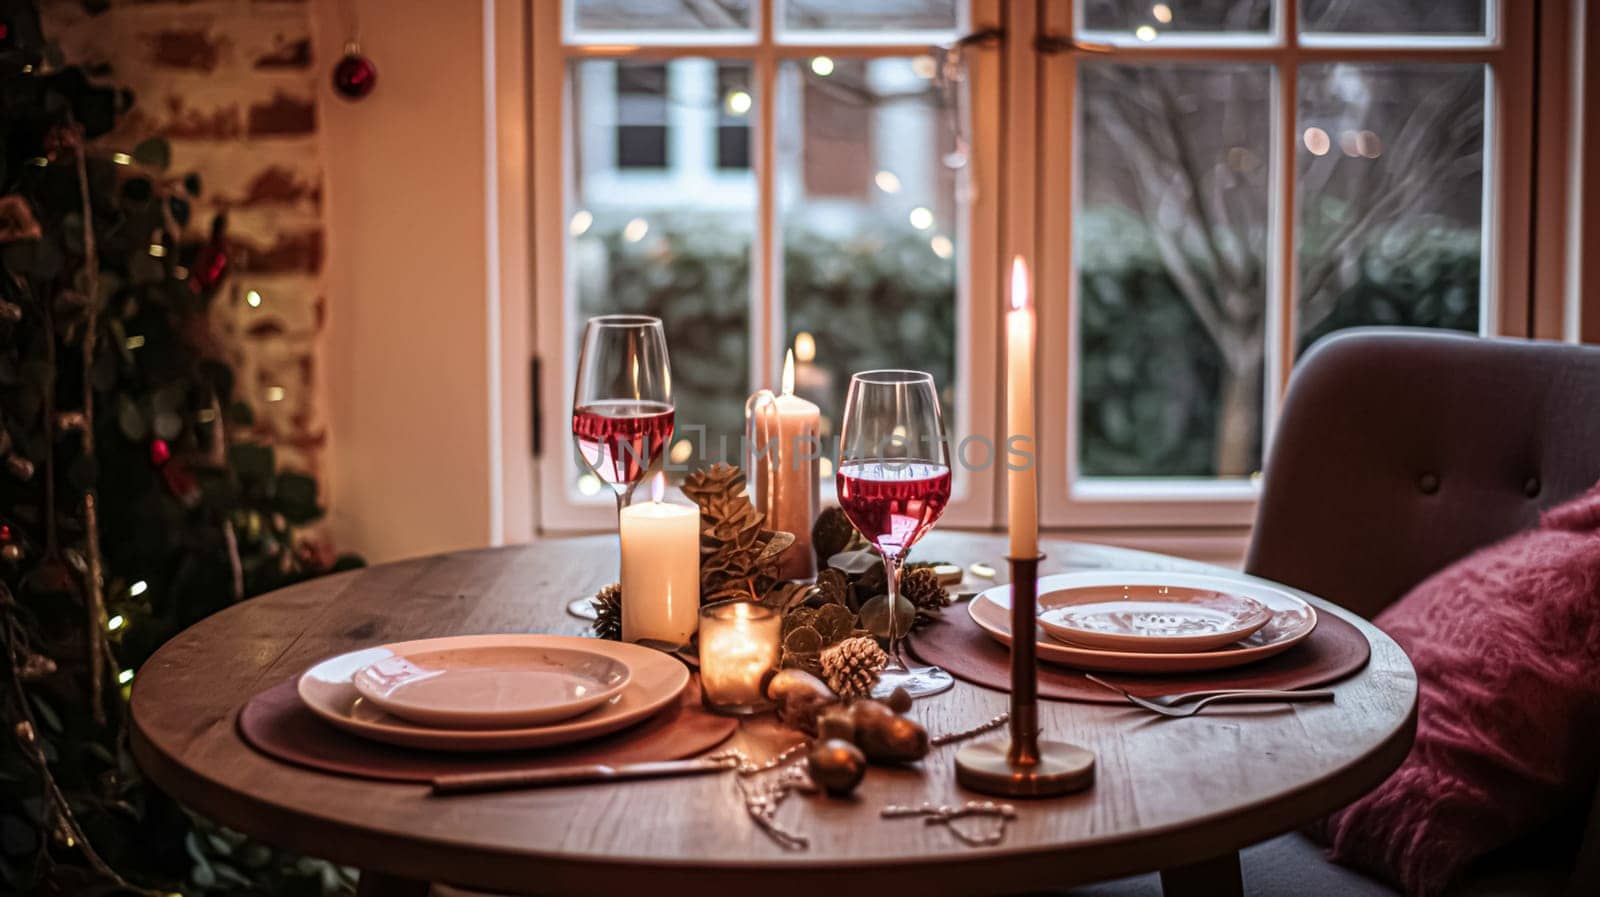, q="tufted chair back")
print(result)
[1245,327,1600,897]
[1246,328,1600,618]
